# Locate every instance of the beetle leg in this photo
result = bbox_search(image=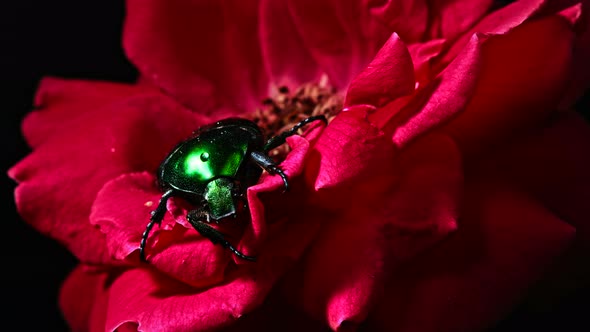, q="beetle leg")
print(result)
[263,115,327,152]
[250,151,289,191]
[140,188,175,262]
[187,208,257,262]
